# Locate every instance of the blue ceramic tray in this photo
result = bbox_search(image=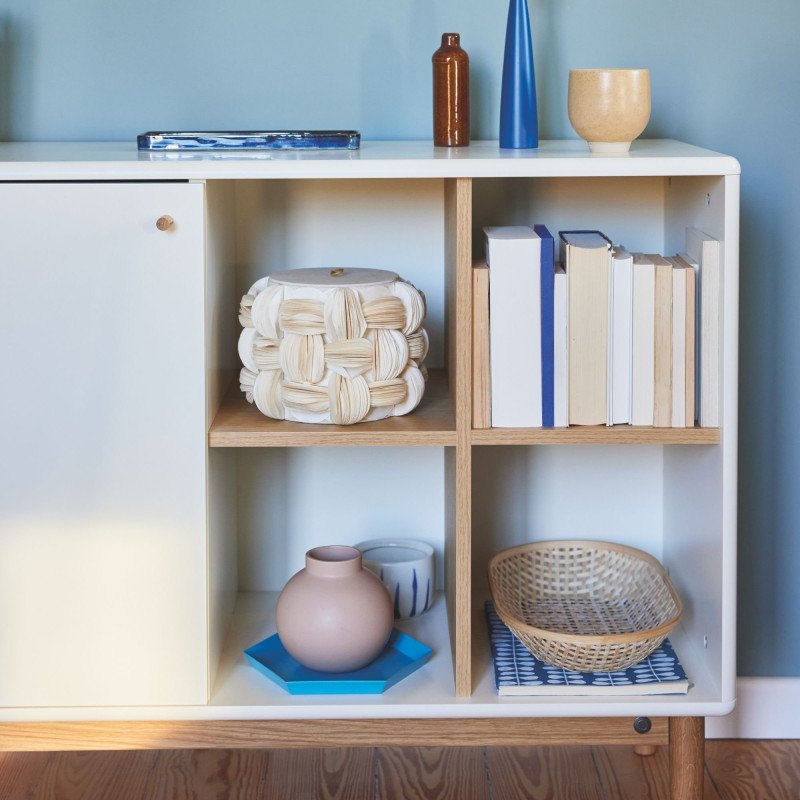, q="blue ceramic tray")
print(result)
[137,130,360,151]
[244,629,432,695]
